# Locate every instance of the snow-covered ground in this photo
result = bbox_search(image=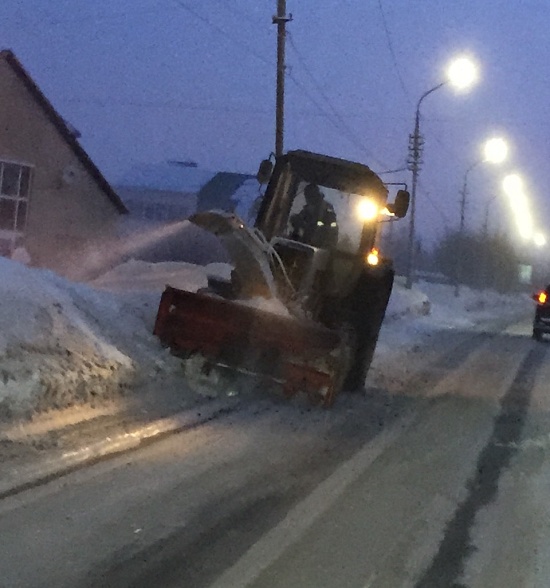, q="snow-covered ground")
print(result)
[0,255,532,429]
